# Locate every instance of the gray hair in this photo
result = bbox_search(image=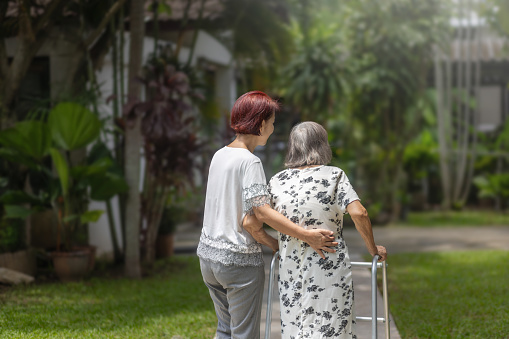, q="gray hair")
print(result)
[284,121,332,168]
